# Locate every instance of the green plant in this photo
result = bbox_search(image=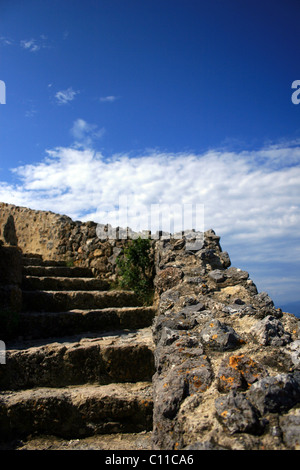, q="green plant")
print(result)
[116,237,154,304]
[65,257,74,267]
